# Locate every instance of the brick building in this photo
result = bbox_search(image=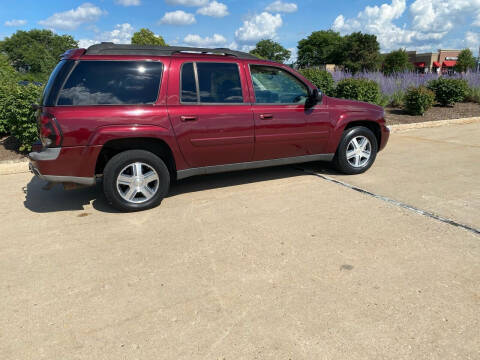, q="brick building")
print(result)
[407,49,461,74]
